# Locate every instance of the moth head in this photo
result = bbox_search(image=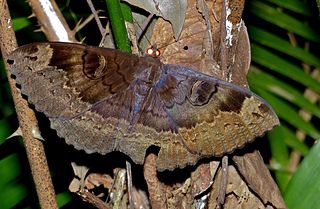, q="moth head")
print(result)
[145,45,161,57]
